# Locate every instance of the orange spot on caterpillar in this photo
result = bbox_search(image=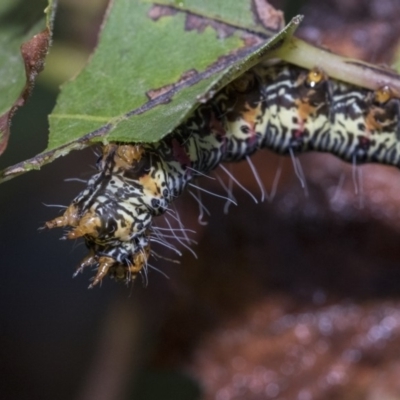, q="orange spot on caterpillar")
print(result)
[295,98,317,122]
[241,102,262,143]
[139,173,162,197]
[306,67,327,88]
[374,86,393,105]
[66,210,101,240]
[115,144,144,164]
